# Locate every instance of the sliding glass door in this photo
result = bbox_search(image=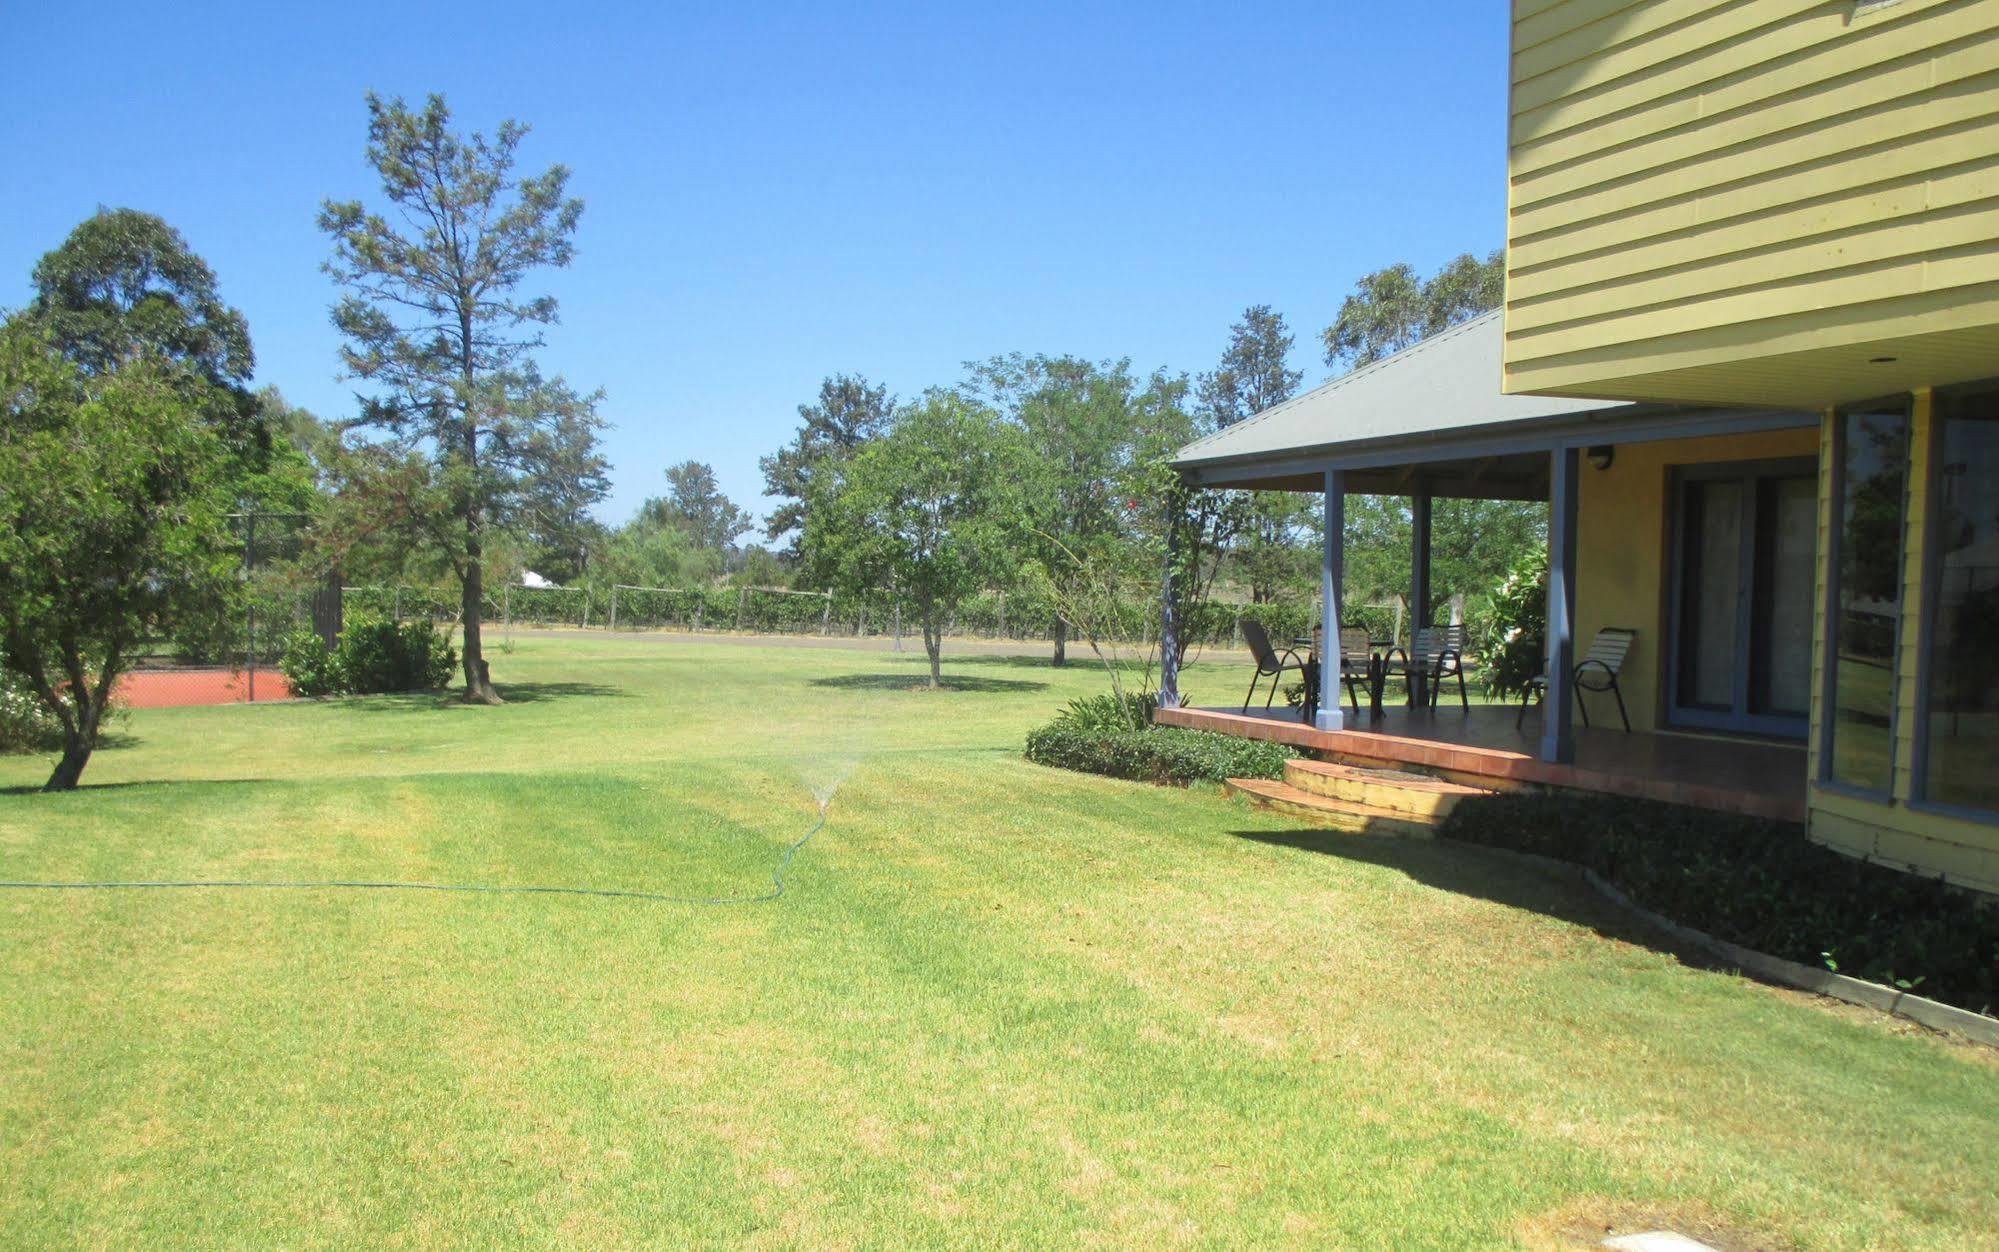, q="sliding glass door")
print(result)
[1668,460,1817,737]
